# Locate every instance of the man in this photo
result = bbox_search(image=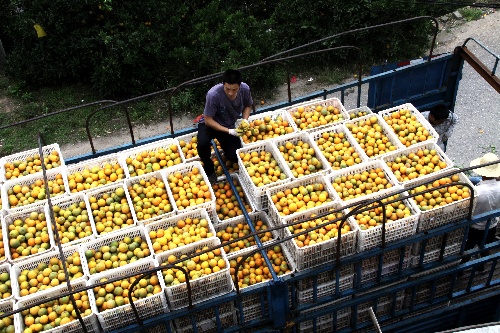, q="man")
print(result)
[197,69,253,184]
[463,153,500,270]
[420,104,459,152]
